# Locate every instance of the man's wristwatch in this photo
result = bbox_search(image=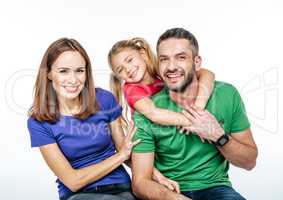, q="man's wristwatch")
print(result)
[213,134,230,147]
